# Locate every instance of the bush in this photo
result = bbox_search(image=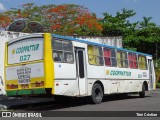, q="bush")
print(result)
[156,82,160,88]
